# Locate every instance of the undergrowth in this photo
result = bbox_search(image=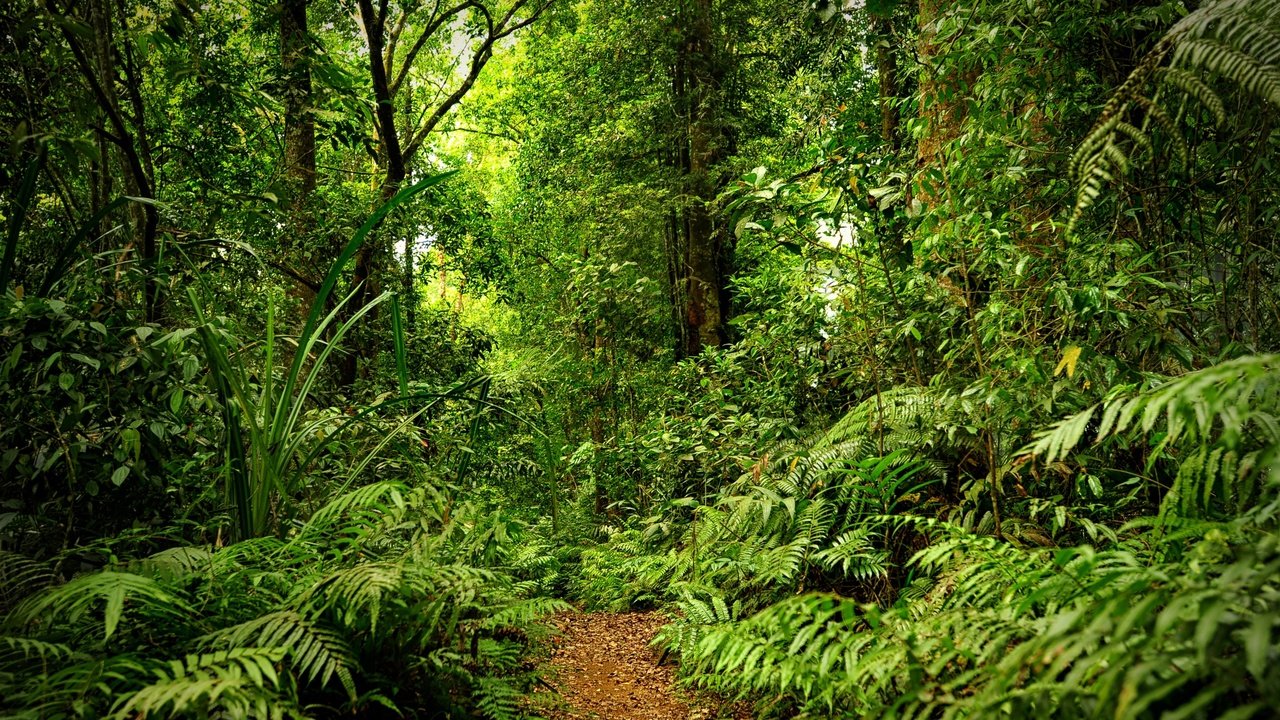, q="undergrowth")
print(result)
[0,480,569,719]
